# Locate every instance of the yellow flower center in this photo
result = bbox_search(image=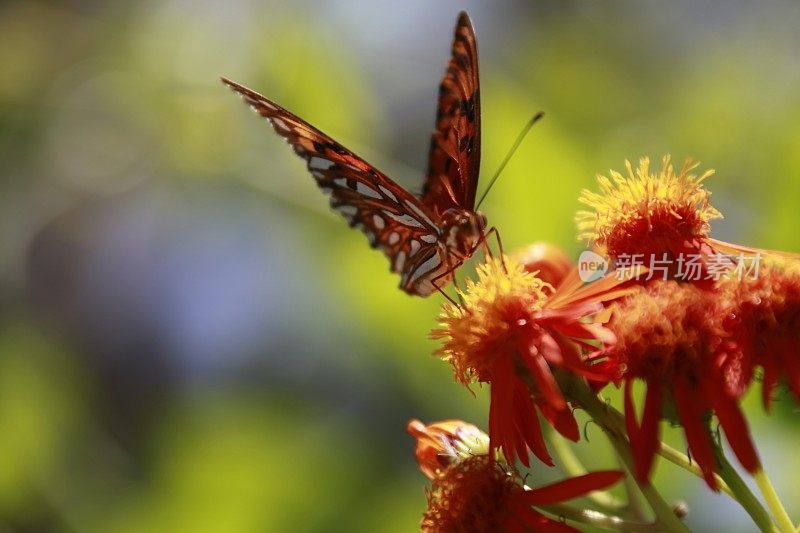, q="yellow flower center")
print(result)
[431,257,551,384]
